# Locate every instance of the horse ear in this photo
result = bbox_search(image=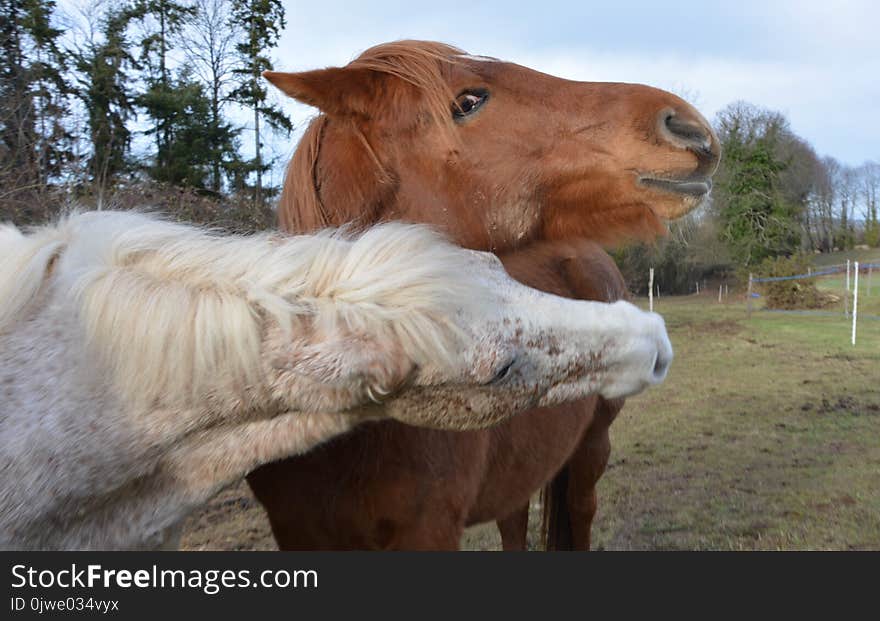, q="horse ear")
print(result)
[263,68,378,117]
